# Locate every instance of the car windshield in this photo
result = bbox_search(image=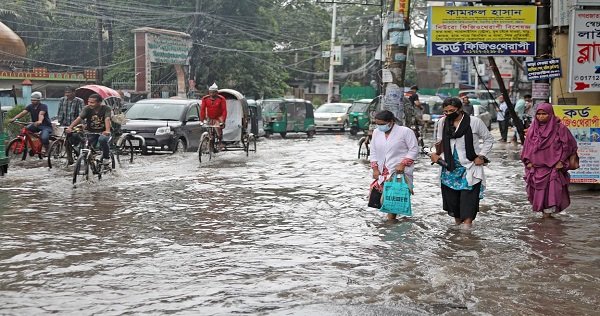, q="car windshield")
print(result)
[126,102,185,120]
[349,102,369,112]
[262,100,284,113]
[316,104,348,113]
